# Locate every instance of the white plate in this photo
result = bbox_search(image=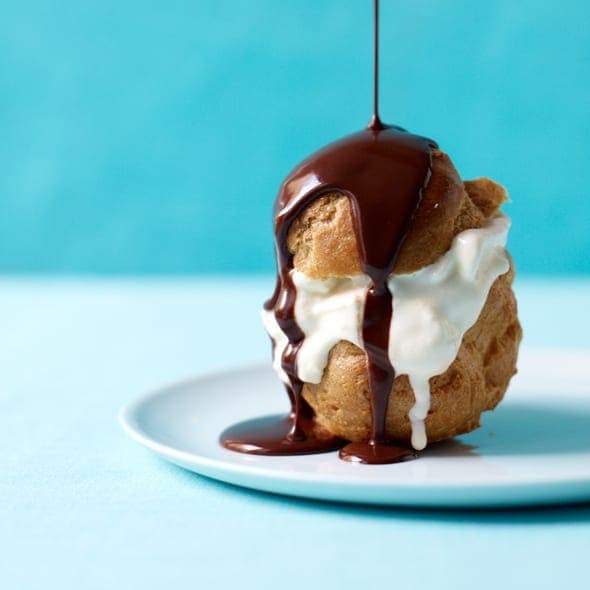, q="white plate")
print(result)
[120,348,590,508]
